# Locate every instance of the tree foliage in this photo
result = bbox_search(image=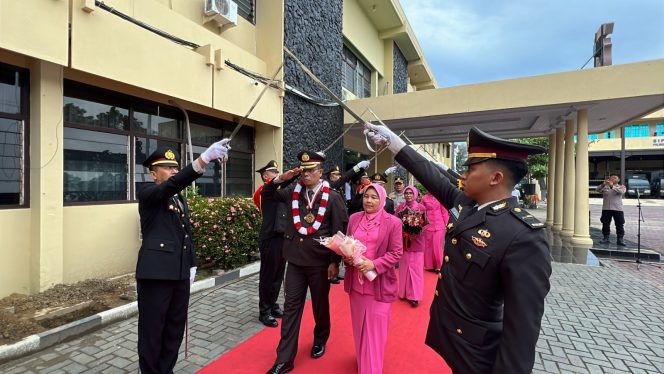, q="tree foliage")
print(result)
[512,137,549,179]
